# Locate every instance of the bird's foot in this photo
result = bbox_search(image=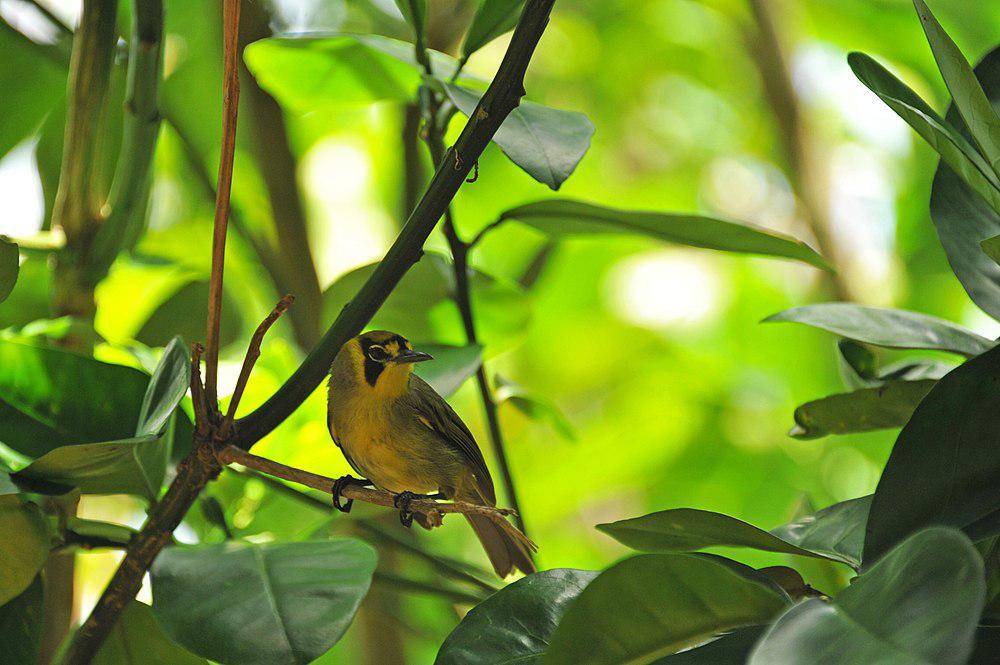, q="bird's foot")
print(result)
[392,491,443,528]
[332,475,372,513]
